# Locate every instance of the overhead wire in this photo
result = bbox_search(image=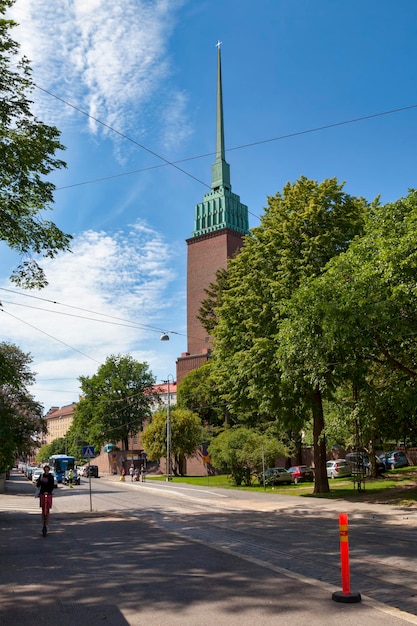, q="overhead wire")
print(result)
[36,84,417,225]
[36,84,261,221]
[35,84,211,190]
[19,86,416,406]
[0,308,101,364]
[0,303,178,396]
[0,286,208,342]
[47,95,417,194]
[0,297,176,333]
